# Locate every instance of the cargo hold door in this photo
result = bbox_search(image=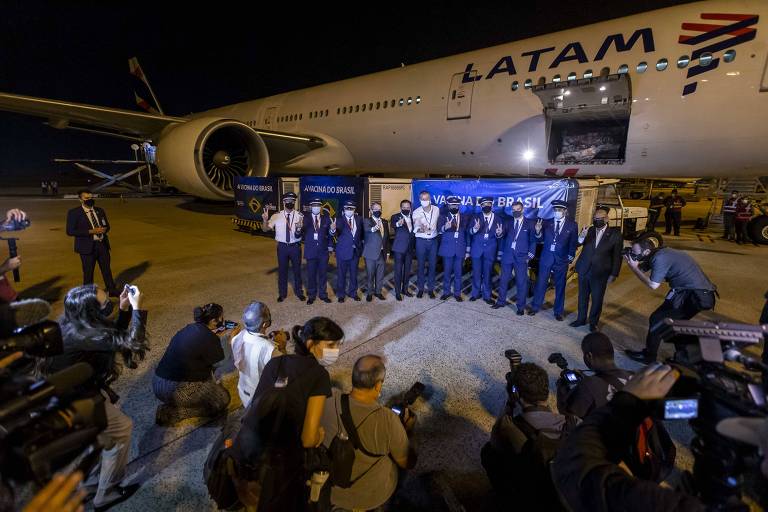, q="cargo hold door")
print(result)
[532,74,632,165]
